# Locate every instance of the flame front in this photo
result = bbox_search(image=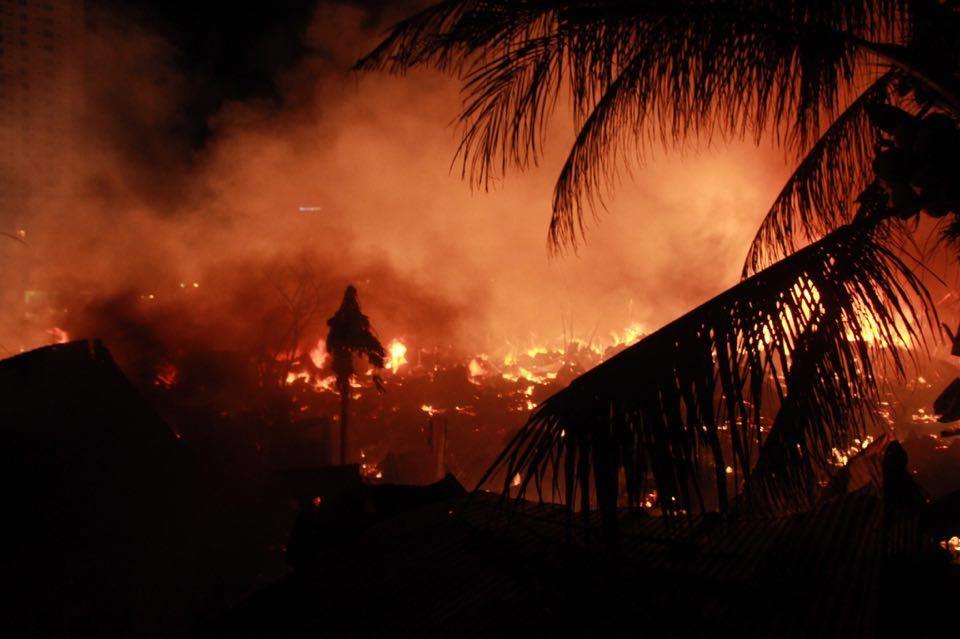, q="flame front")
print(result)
[386,339,408,374]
